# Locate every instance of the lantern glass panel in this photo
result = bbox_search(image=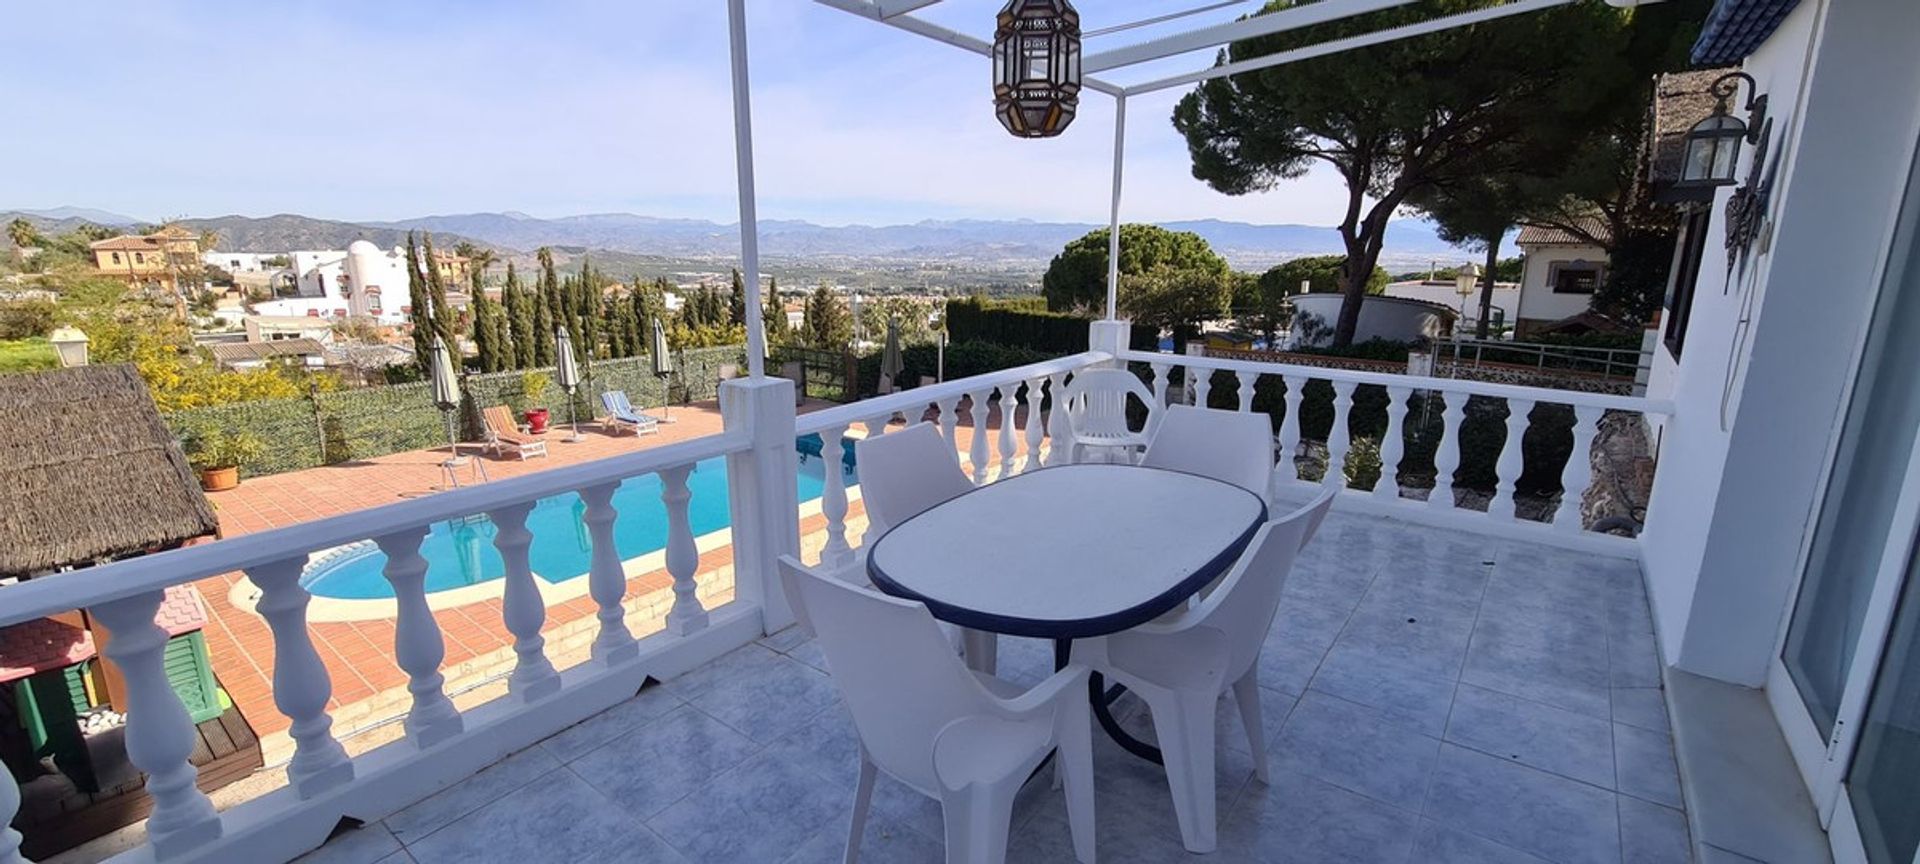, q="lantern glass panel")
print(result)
[1682,115,1746,184]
